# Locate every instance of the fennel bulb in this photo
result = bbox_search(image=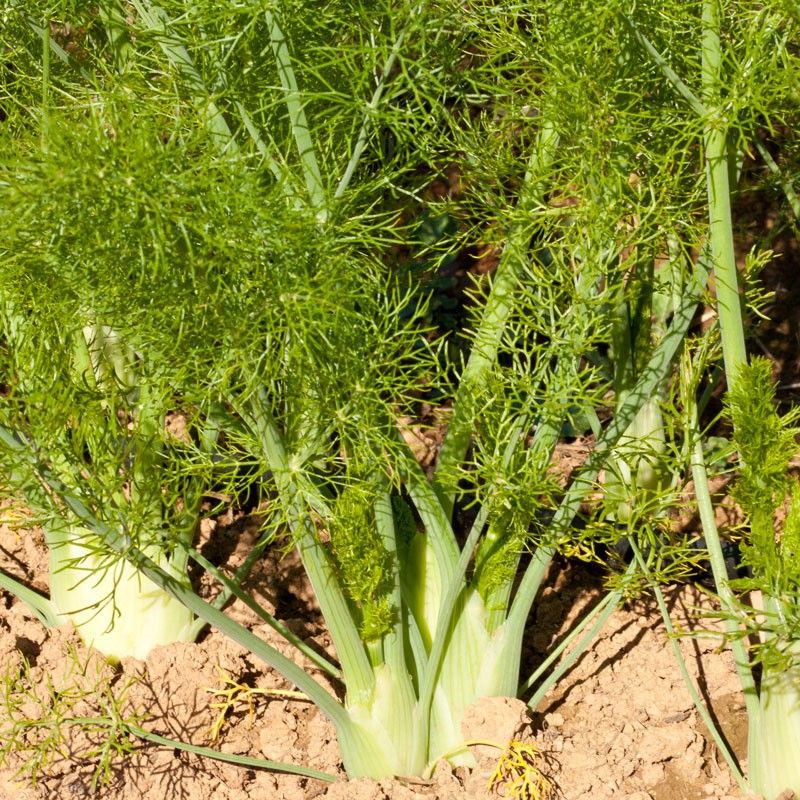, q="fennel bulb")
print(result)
[747,658,800,800]
[603,395,666,522]
[725,360,800,798]
[339,663,424,778]
[48,525,195,662]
